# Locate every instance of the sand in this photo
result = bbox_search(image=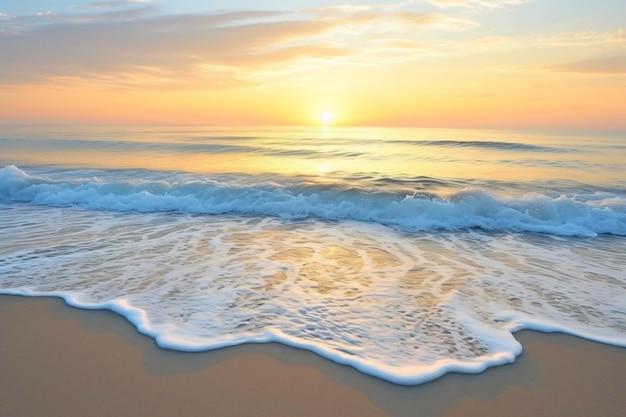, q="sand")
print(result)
[1,294,625,417]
